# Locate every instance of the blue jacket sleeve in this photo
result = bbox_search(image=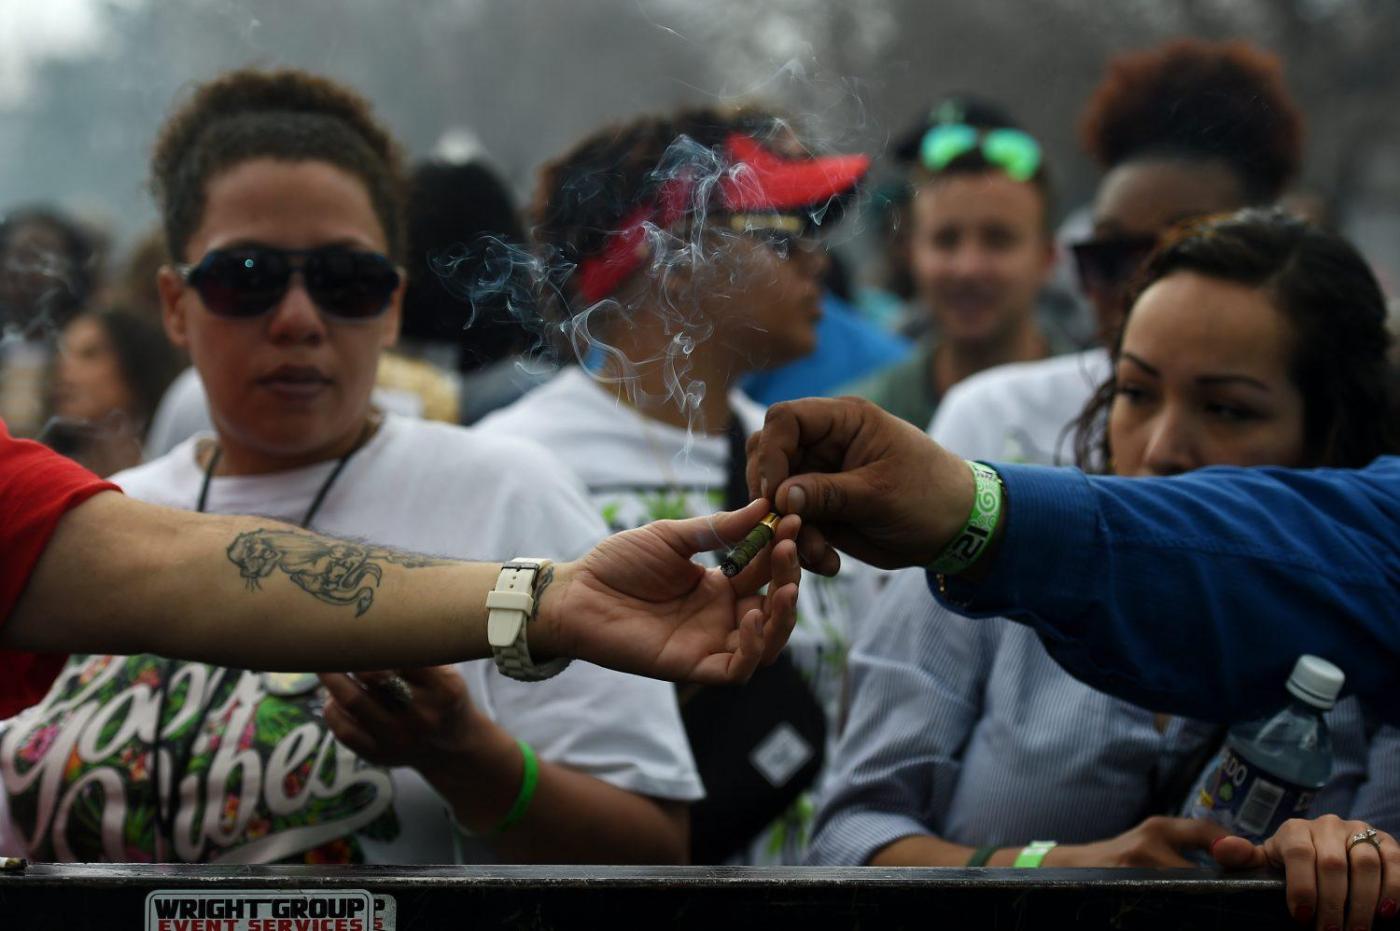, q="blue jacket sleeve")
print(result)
[933,457,1400,724]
